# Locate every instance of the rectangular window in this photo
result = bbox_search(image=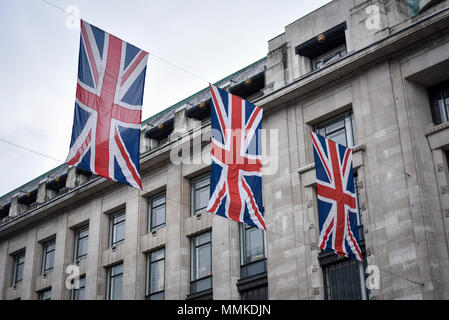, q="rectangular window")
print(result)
[74,226,89,261]
[109,211,126,247]
[191,174,210,216]
[39,288,52,300]
[148,194,166,232]
[323,259,368,300]
[106,263,123,300]
[190,232,212,294]
[240,225,266,266]
[42,239,55,274]
[314,111,356,147]
[71,276,86,300]
[12,251,25,286]
[429,80,449,125]
[146,248,165,300]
